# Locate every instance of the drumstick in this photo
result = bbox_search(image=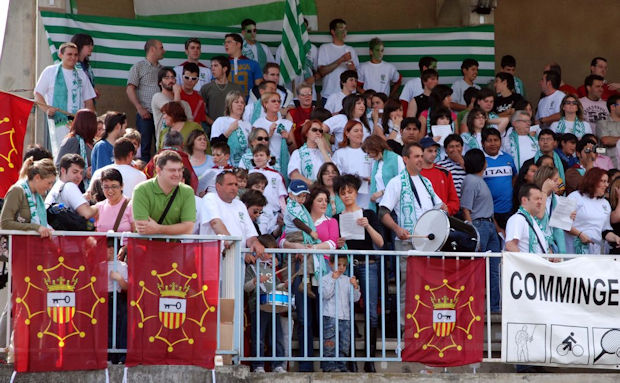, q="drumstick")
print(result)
[274,267,287,276]
[409,233,436,240]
